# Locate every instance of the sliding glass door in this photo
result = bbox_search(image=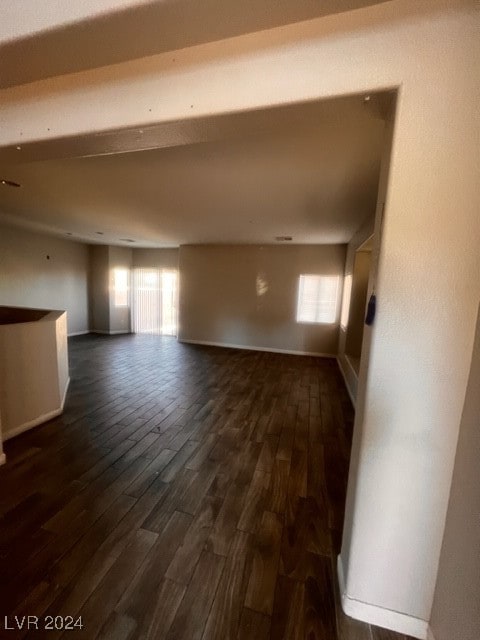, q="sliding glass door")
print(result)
[131,268,178,335]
